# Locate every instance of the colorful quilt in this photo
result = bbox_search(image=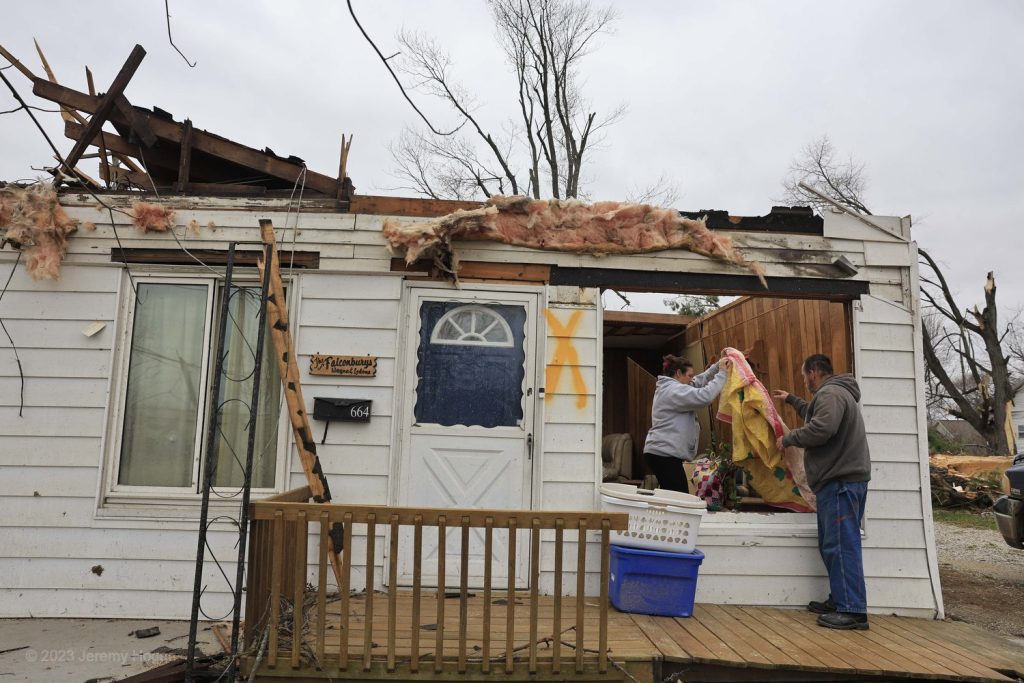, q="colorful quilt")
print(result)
[715,347,815,512]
